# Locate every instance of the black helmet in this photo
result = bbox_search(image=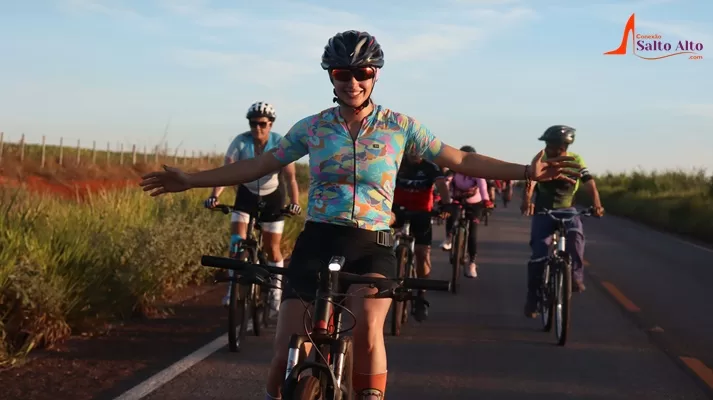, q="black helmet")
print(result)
[539,125,575,145]
[321,30,385,70]
[460,145,476,153]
